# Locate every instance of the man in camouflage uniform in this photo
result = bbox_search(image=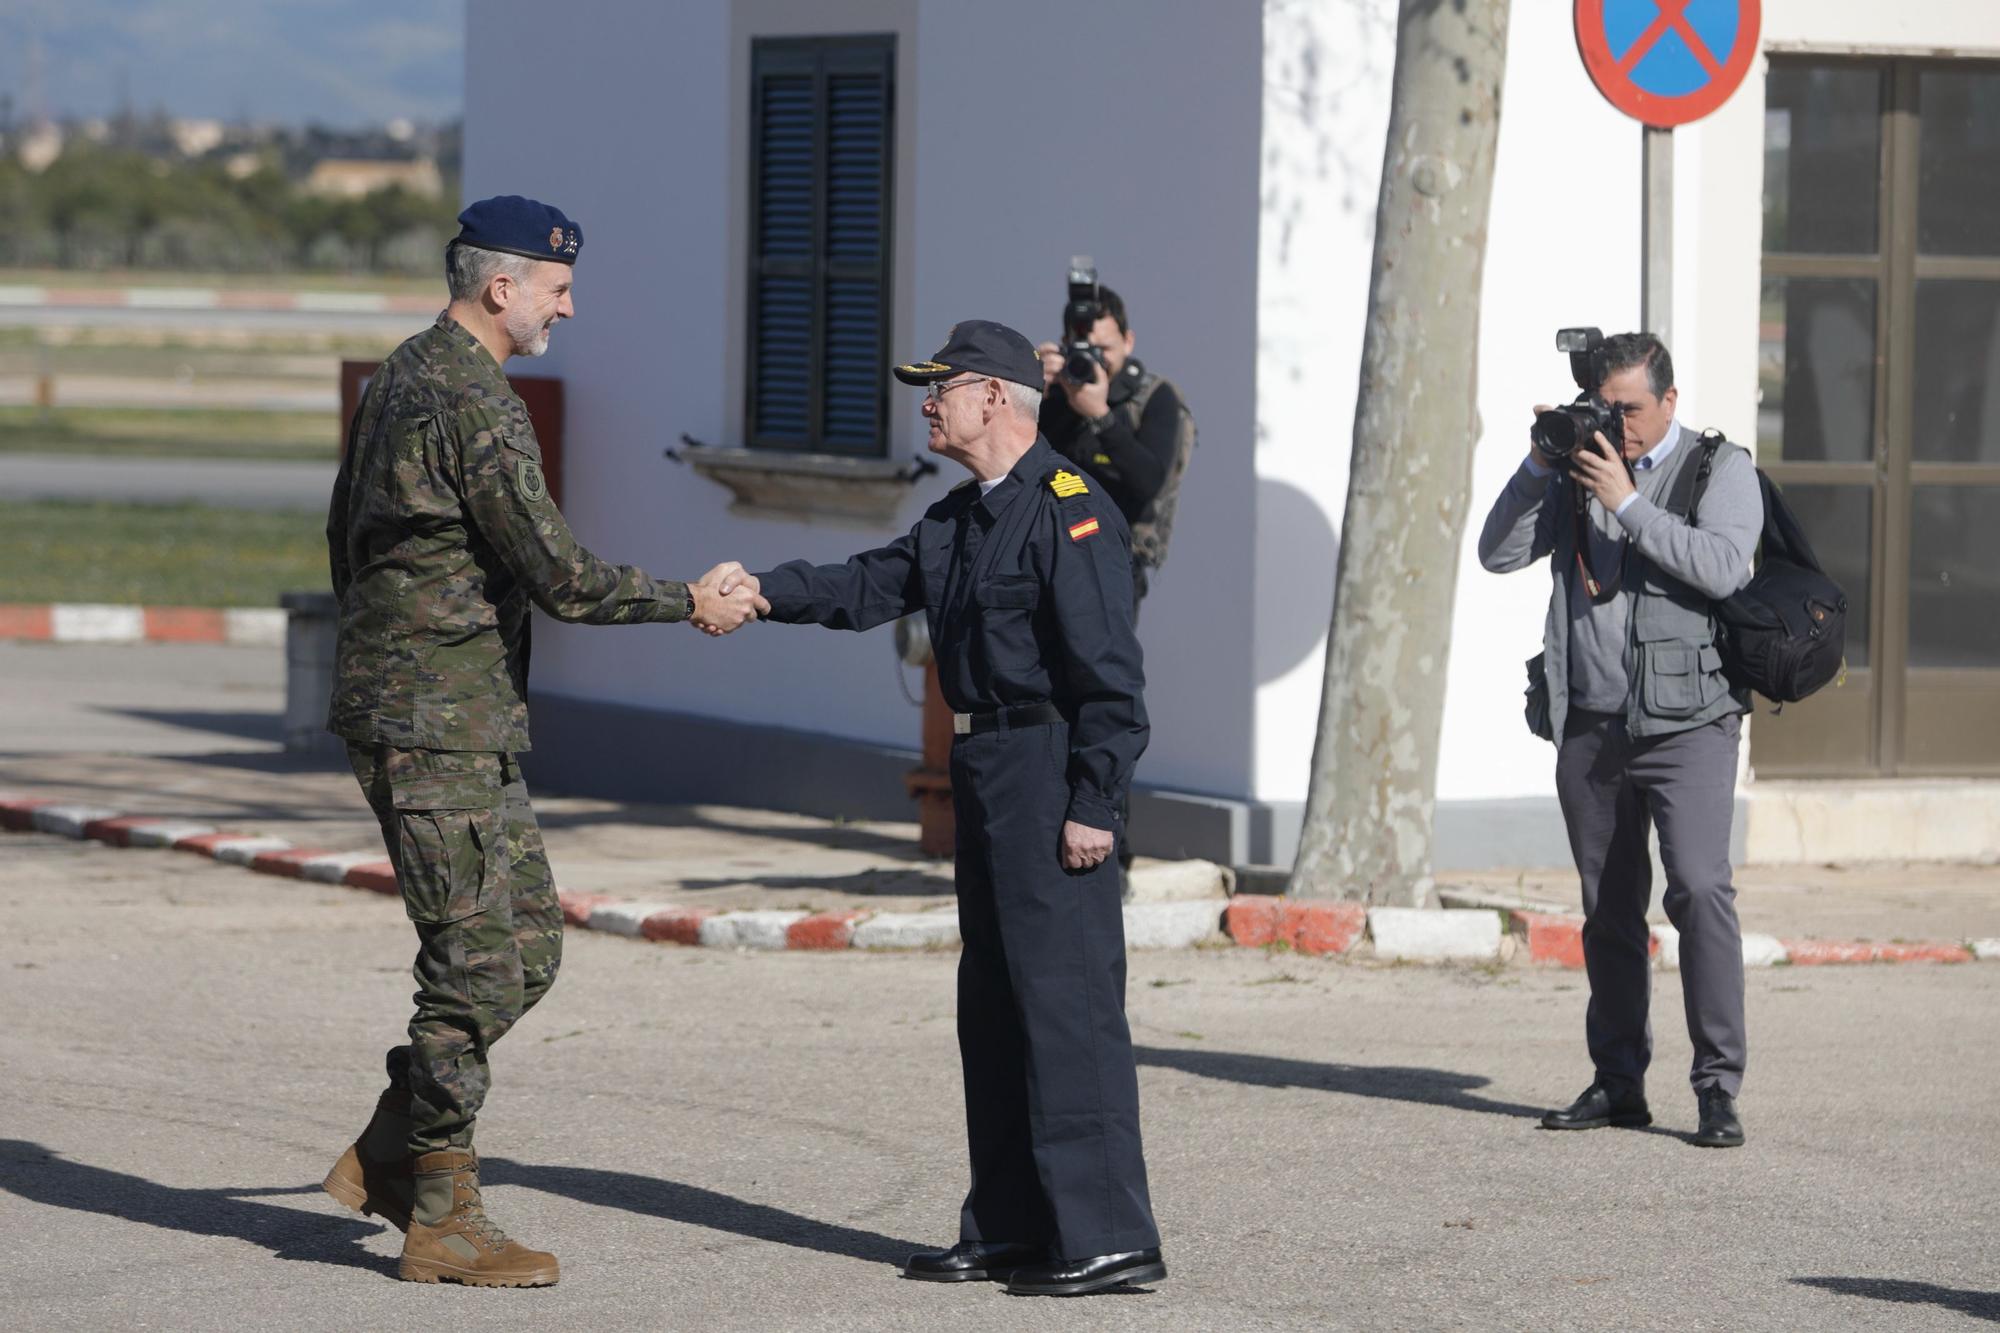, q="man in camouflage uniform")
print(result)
[318,195,765,1287]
